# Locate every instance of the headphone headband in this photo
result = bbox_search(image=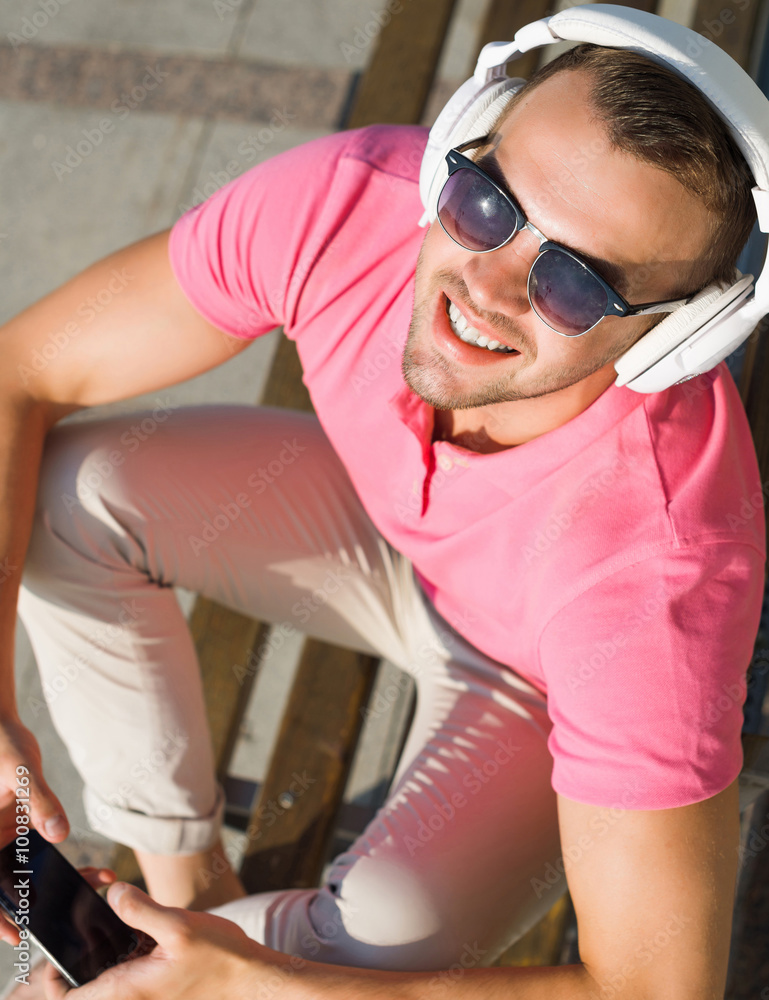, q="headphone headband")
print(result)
[475,7,769,242]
